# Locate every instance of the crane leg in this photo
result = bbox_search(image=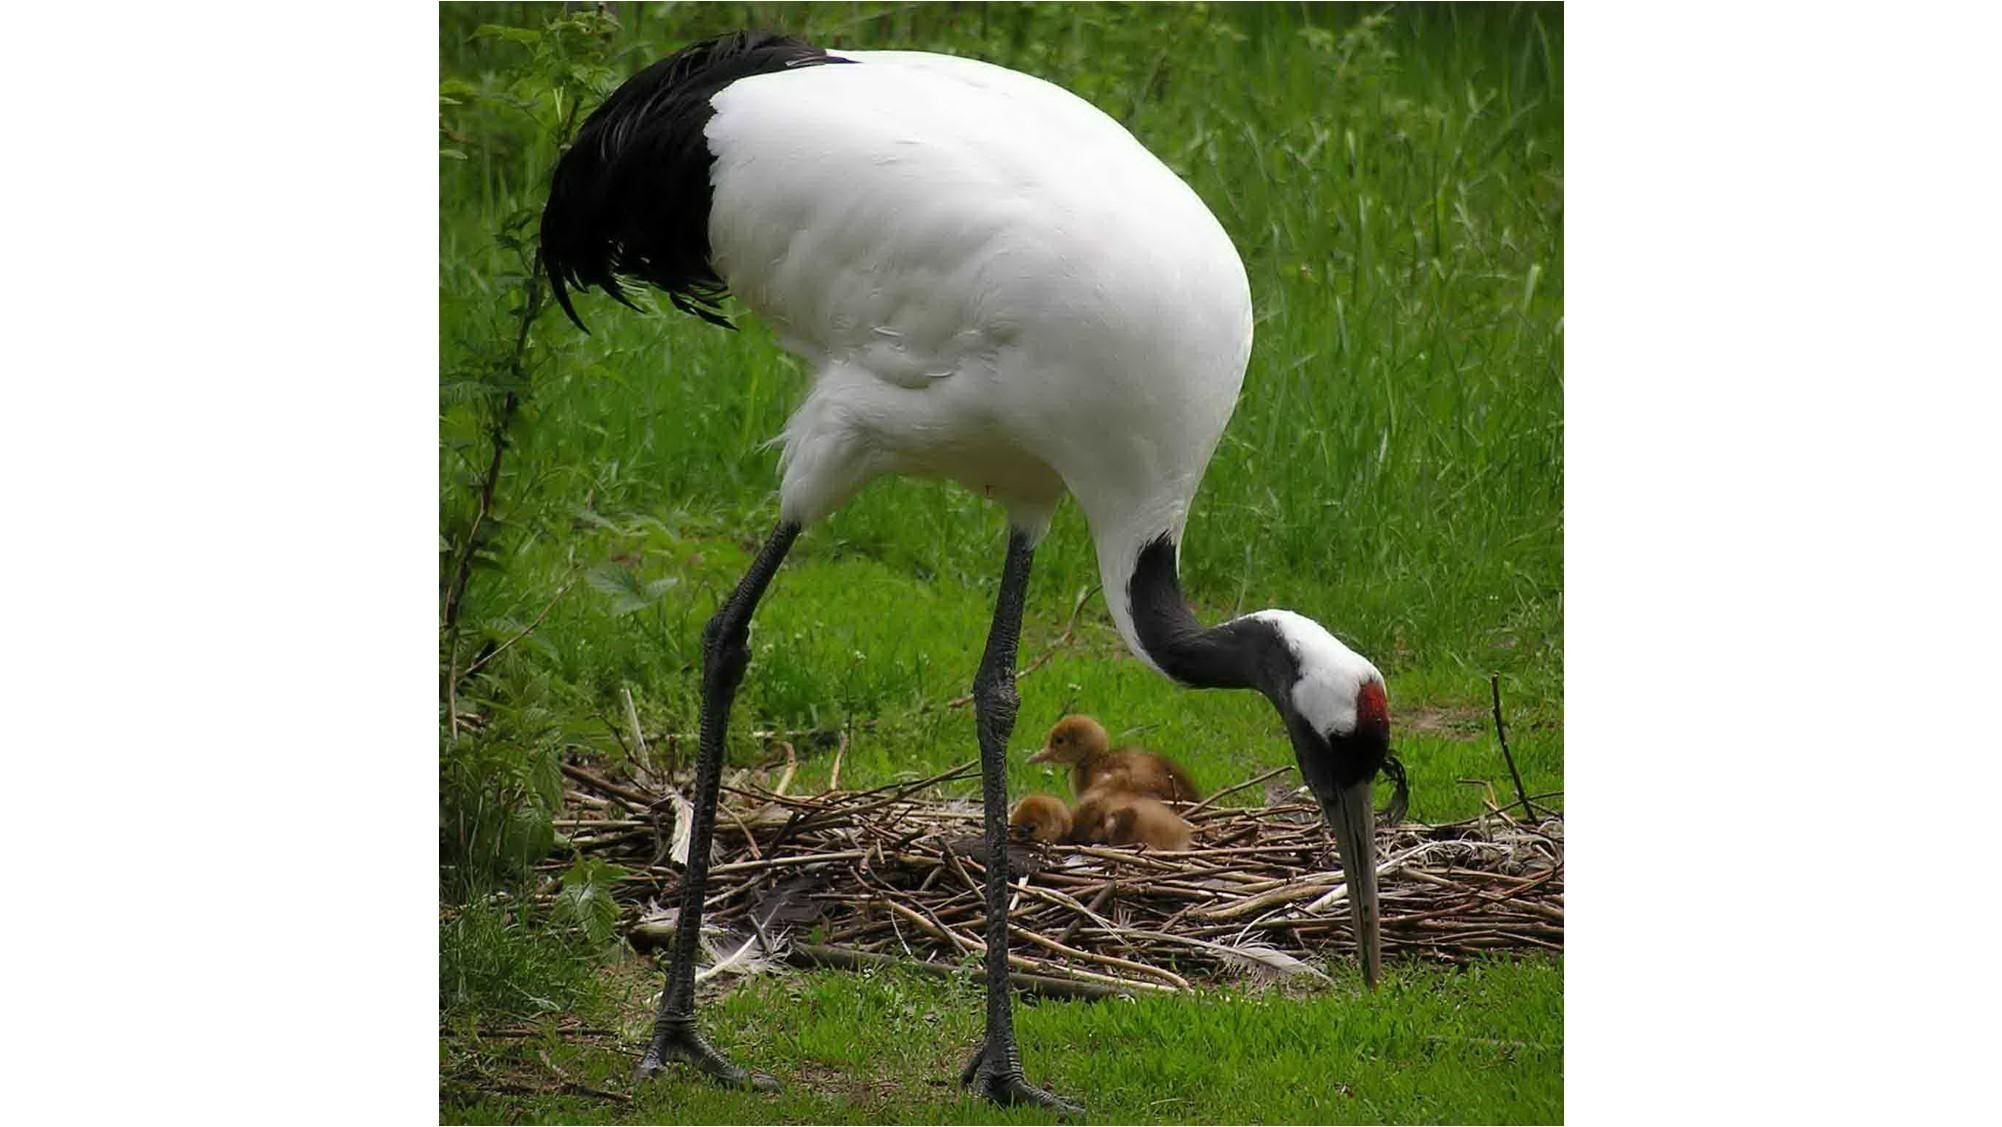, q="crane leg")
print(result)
[634,521,799,1091]
[959,529,1083,1115]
